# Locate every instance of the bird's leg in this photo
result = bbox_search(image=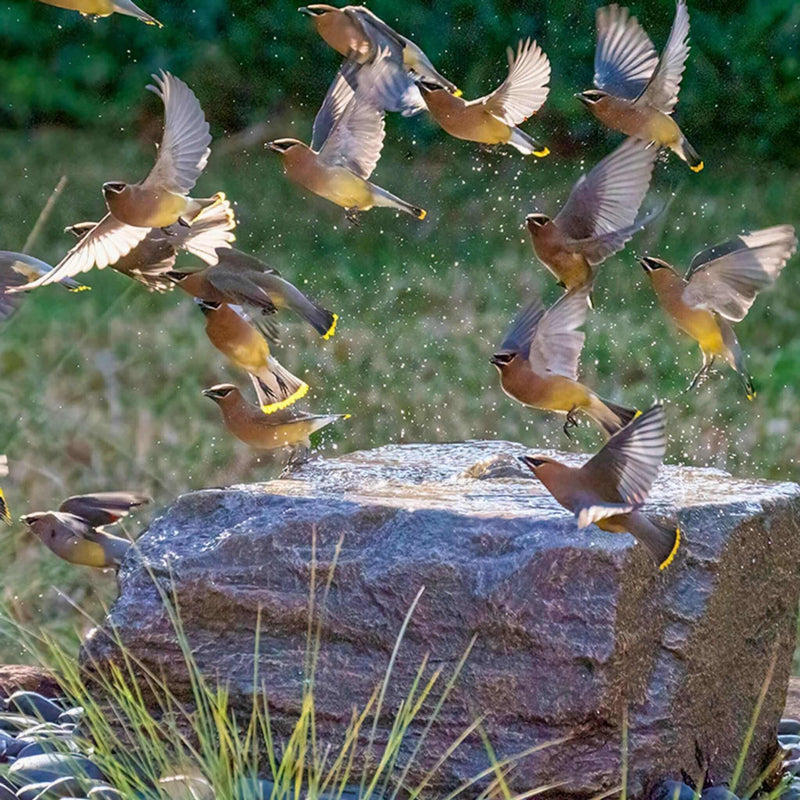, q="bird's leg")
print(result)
[684,355,712,394]
[280,443,311,477]
[562,407,579,439]
[345,208,361,226]
[160,226,178,237]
